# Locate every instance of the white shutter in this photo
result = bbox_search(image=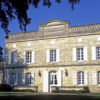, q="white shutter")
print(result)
[85,71,88,86]
[43,71,48,92]
[73,48,76,61]
[8,53,11,64]
[73,71,77,85]
[15,73,18,86]
[31,72,34,85]
[23,52,26,64]
[84,47,88,61]
[93,71,97,85]
[13,52,17,64]
[32,51,35,63]
[46,50,50,62]
[22,73,25,85]
[56,49,60,62]
[92,46,96,60]
[7,73,10,85]
[57,70,62,86]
